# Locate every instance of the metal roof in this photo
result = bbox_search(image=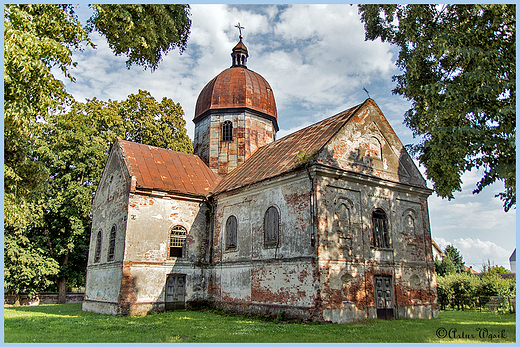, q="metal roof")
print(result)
[213,102,363,194]
[194,66,277,122]
[117,138,221,197]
